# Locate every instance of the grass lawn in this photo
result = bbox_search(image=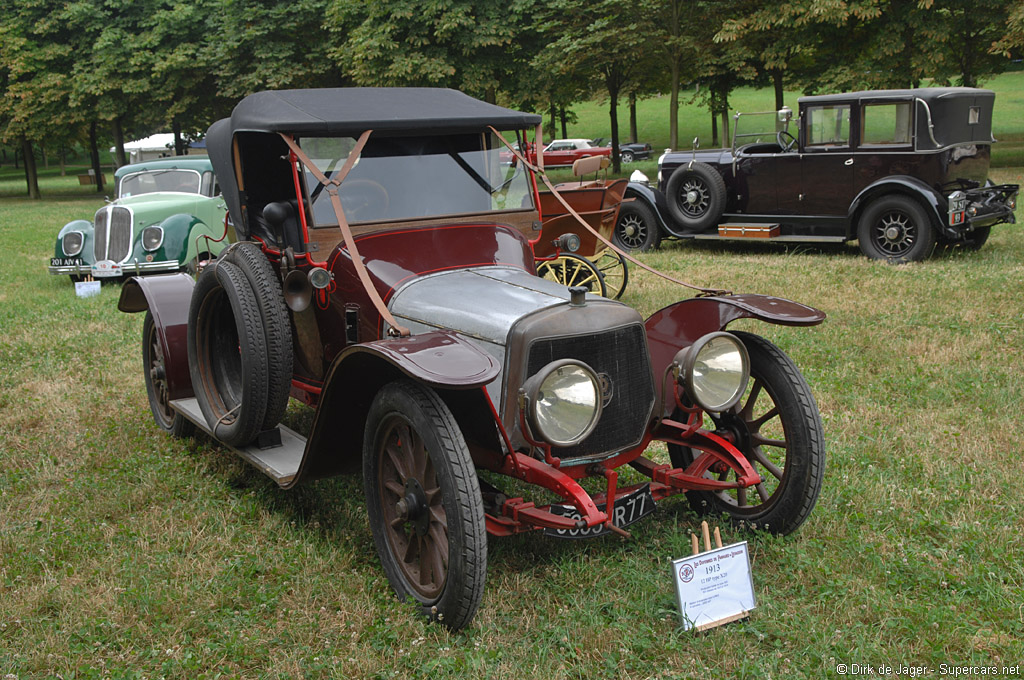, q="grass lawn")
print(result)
[1,118,1023,677]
